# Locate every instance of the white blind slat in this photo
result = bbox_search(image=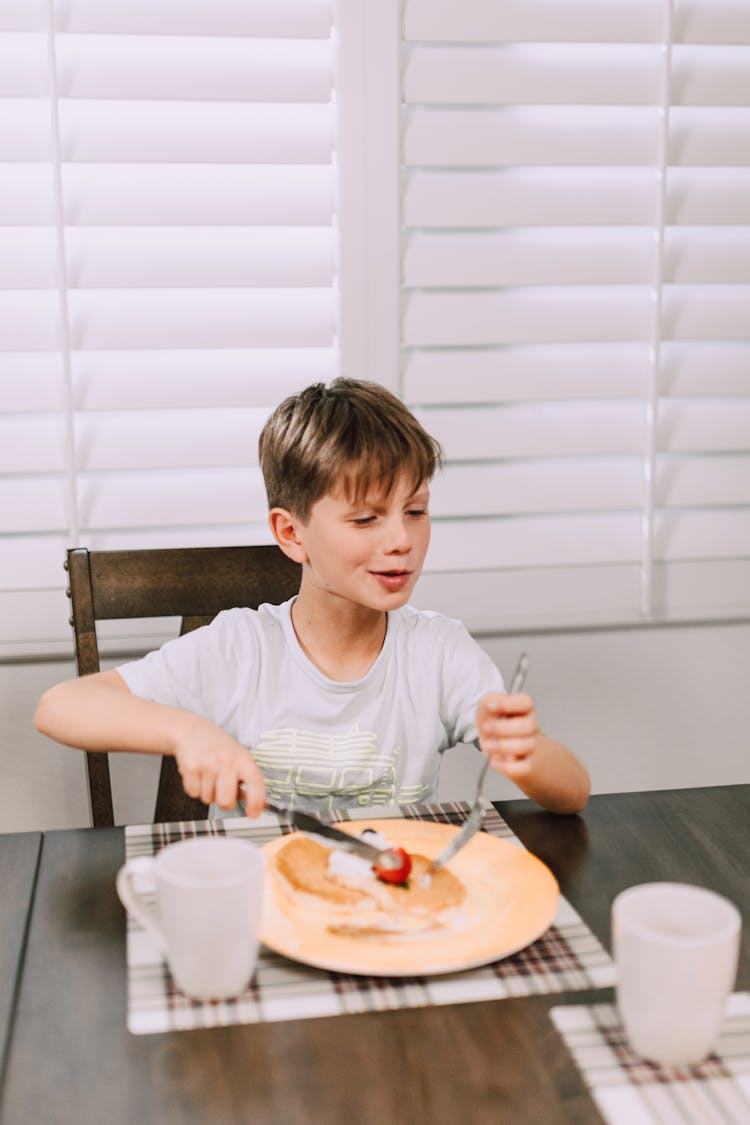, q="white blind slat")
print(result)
[59,164,334,224]
[669,107,750,165]
[78,469,268,530]
[404,1,664,44]
[0,2,45,33]
[431,459,643,517]
[430,514,643,571]
[74,409,269,471]
[658,454,750,506]
[63,227,333,288]
[653,561,750,619]
[79,525,273,553]
[405,345,650,403]
[54,0,332,38]
[0,99,51,159]
[404,289,653,347]
[0,417,66,472]
[657,510,750,559]
[673,45,750,104]
[0,33,46,94]
[668,168,750,224]
[665,228,750,282]
[419,403,647,460]
[661,342,750,394]
[0,292,60,350]
[404,229,654,288]
[71,349,335,410]
[0,479,68,532]
[0,353,62,411]
[55,35,331,102]
[405,44,662,106]
[58,101,332,164]
[404,170,658,227]
[65,288,335,349]
[662,285,750,340]
[0,164,55,222]
[416,560,750,635]
[3,535,70,588]
[404,107,660,167]
[415,566,641,634]
[0,228,57,287]
[428,451,750,516]
[659,400,750,452]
